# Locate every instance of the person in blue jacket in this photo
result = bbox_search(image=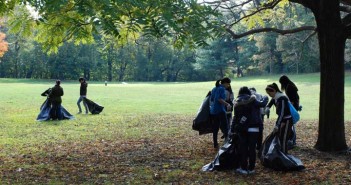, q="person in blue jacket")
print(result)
[210,77,231,148]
